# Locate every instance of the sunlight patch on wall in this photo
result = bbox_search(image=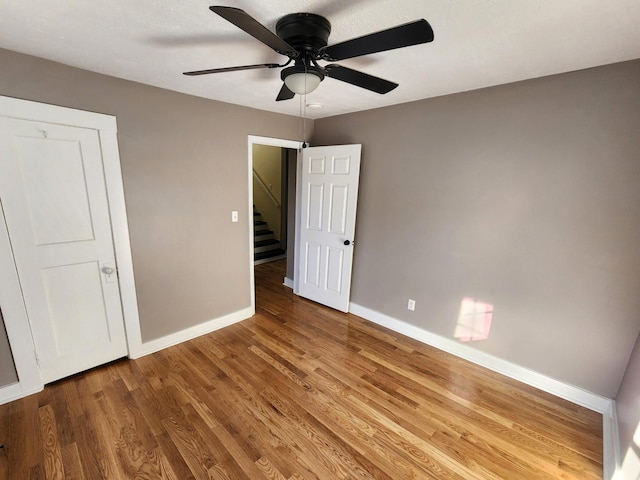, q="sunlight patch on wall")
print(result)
[454,297,494,342]
[615,444,640,480]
